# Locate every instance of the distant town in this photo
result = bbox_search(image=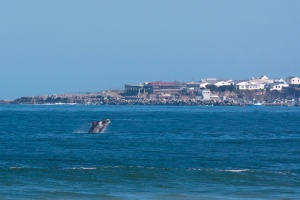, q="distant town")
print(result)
[1,75,300,106]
